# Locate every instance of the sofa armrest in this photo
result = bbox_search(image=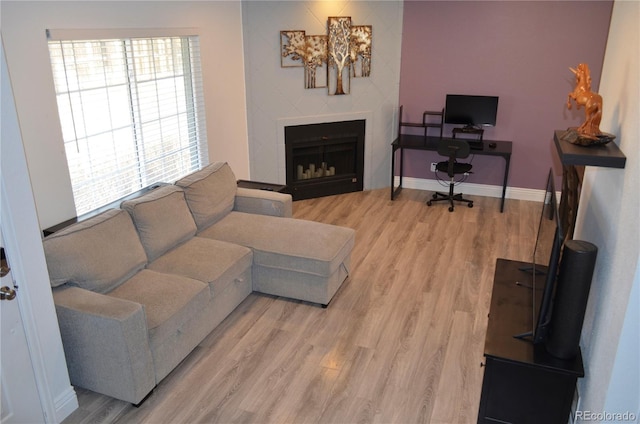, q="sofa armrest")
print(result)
[234,187,293,218]
[53,286,156,404]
